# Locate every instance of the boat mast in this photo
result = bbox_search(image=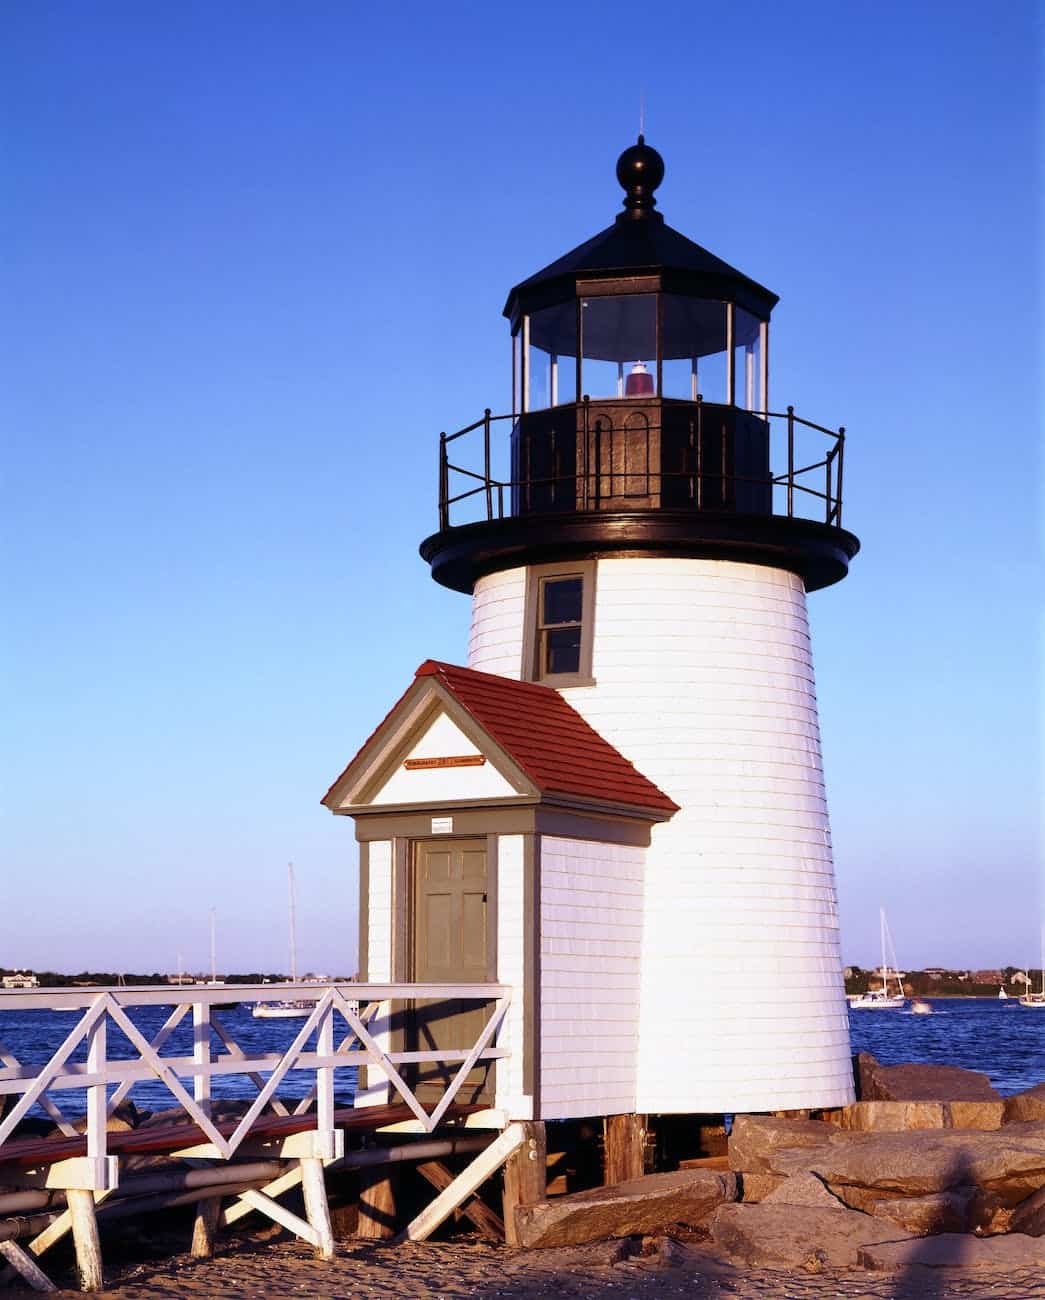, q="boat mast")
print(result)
[209,907,217,983]
[288,862,298,983]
